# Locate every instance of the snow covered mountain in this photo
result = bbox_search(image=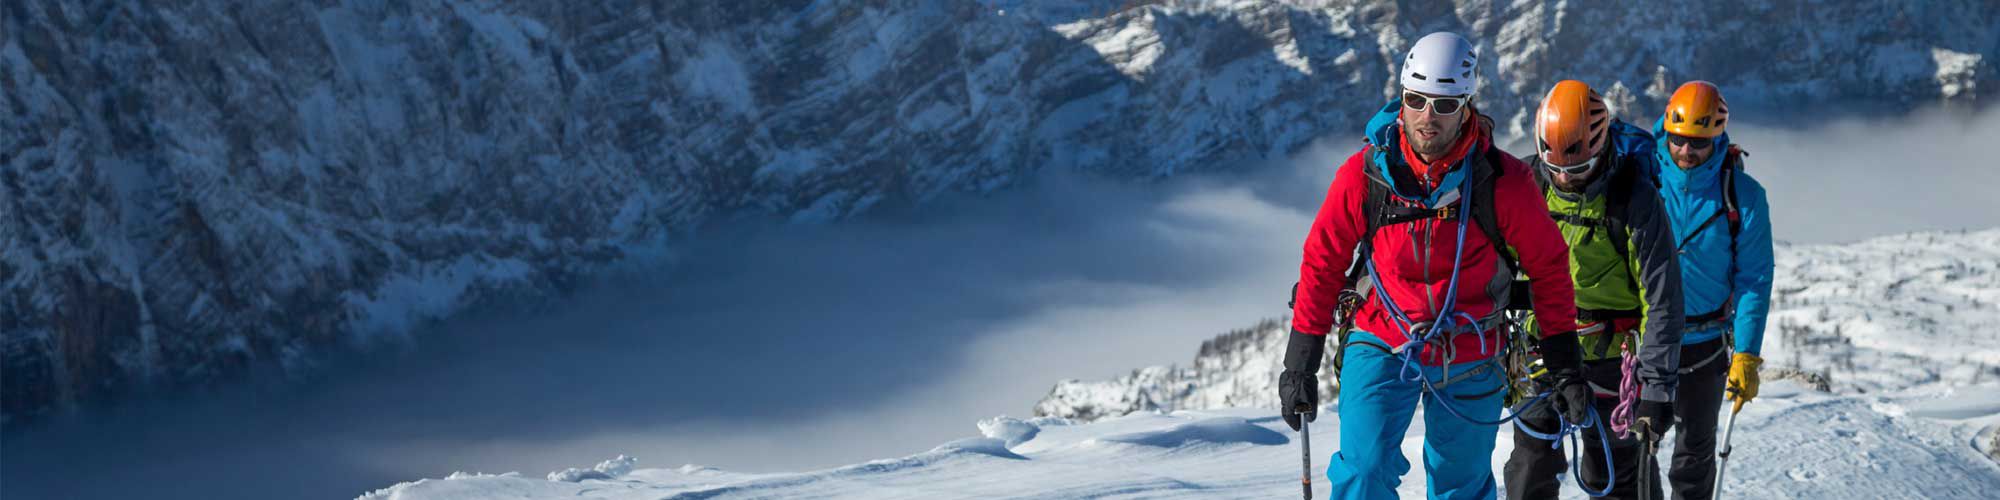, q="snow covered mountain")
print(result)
[1034,229,2000,421]
[5,0,1996,420]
